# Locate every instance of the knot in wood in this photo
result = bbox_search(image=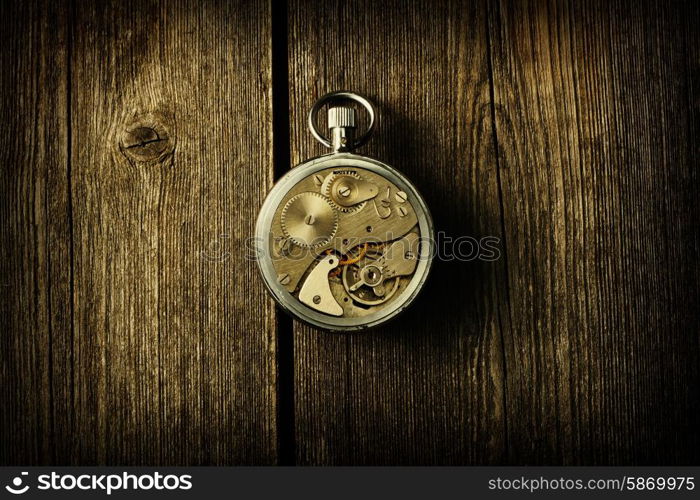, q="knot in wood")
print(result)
[120,118,173,162]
